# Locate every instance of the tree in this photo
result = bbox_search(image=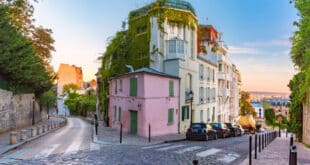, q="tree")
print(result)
[239,91,257,116]
[289,0,310,142]
[264,108,275,126]
[63,83,80,94]
[0,5,52,94]
[40,90,57,110]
